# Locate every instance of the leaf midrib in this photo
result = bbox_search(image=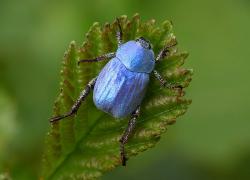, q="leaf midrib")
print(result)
[48,114,106,179]
[48,102,186,179]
